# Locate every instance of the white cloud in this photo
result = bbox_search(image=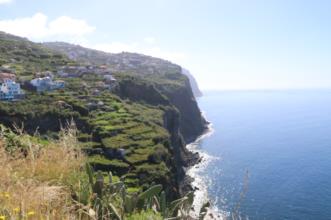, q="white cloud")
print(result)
[0,13,95,41]
[0,13,186,64]
[0,0,12,4]
[48,16,95,37]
